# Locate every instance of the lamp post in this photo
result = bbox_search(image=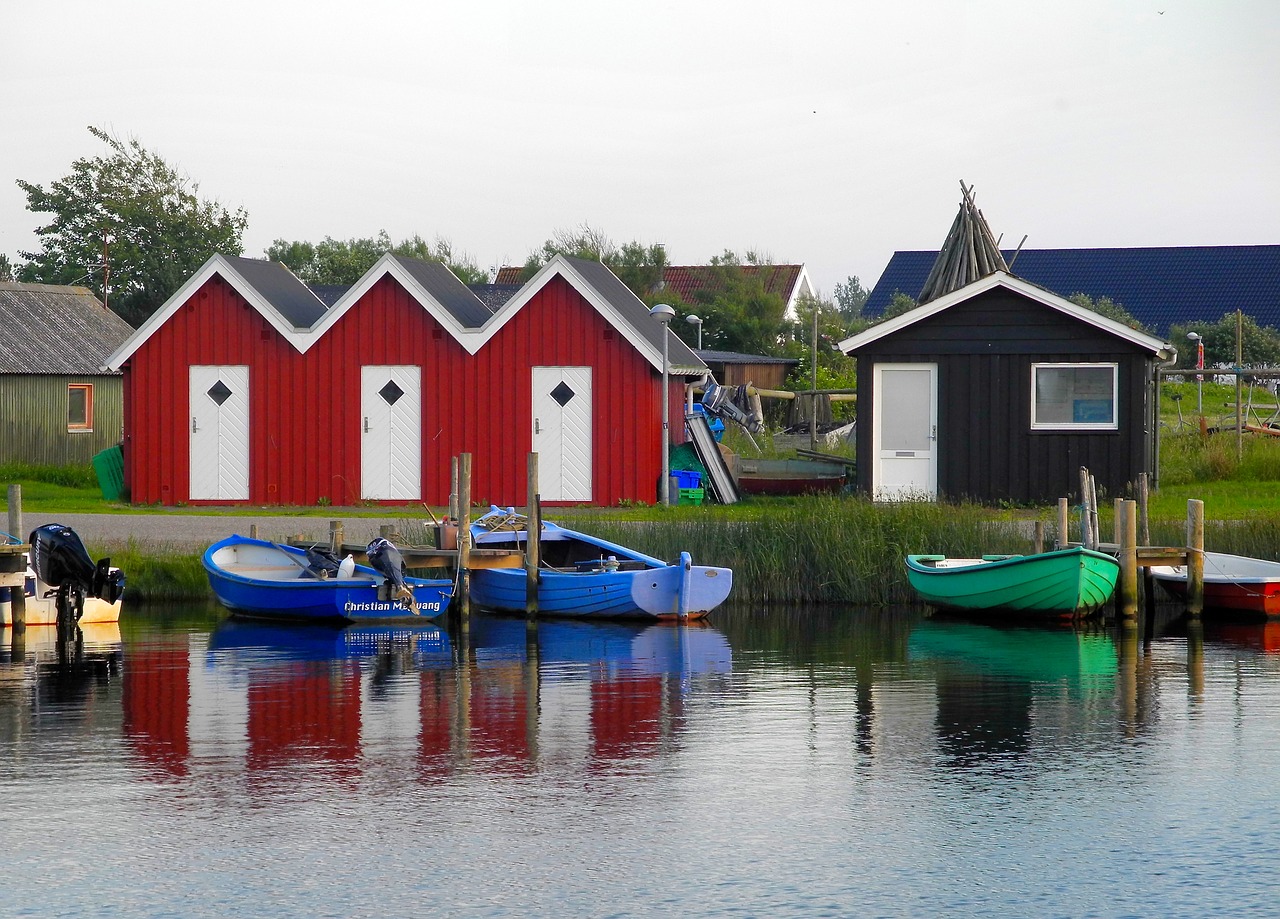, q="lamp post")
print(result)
[685,313,703,350]
[1187,331,1204,415]
[650,303,676,505]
